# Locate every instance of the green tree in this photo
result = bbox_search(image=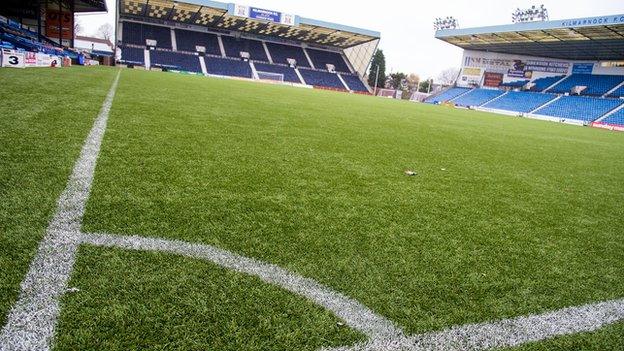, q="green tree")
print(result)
[387,72,408,90]
[367,49,386,88]
[419,79,433,93]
